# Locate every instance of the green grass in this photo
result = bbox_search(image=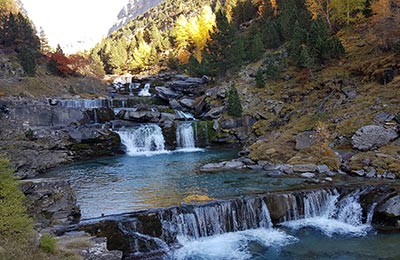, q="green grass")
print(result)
[39,234,57,254]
